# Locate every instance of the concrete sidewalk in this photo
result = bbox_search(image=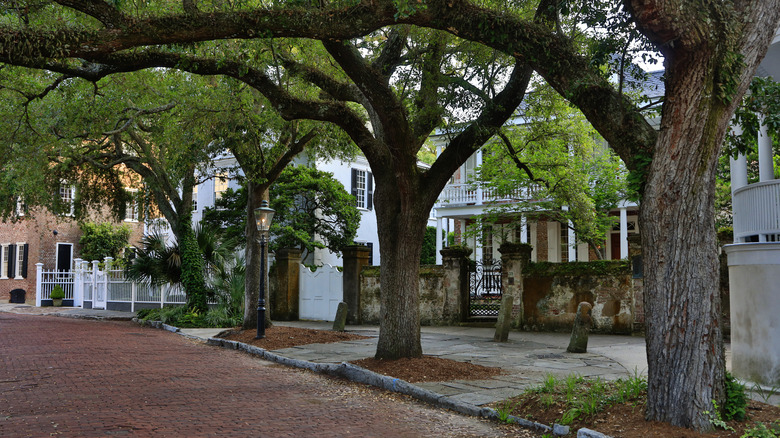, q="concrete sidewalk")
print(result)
[180,320,649,408]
